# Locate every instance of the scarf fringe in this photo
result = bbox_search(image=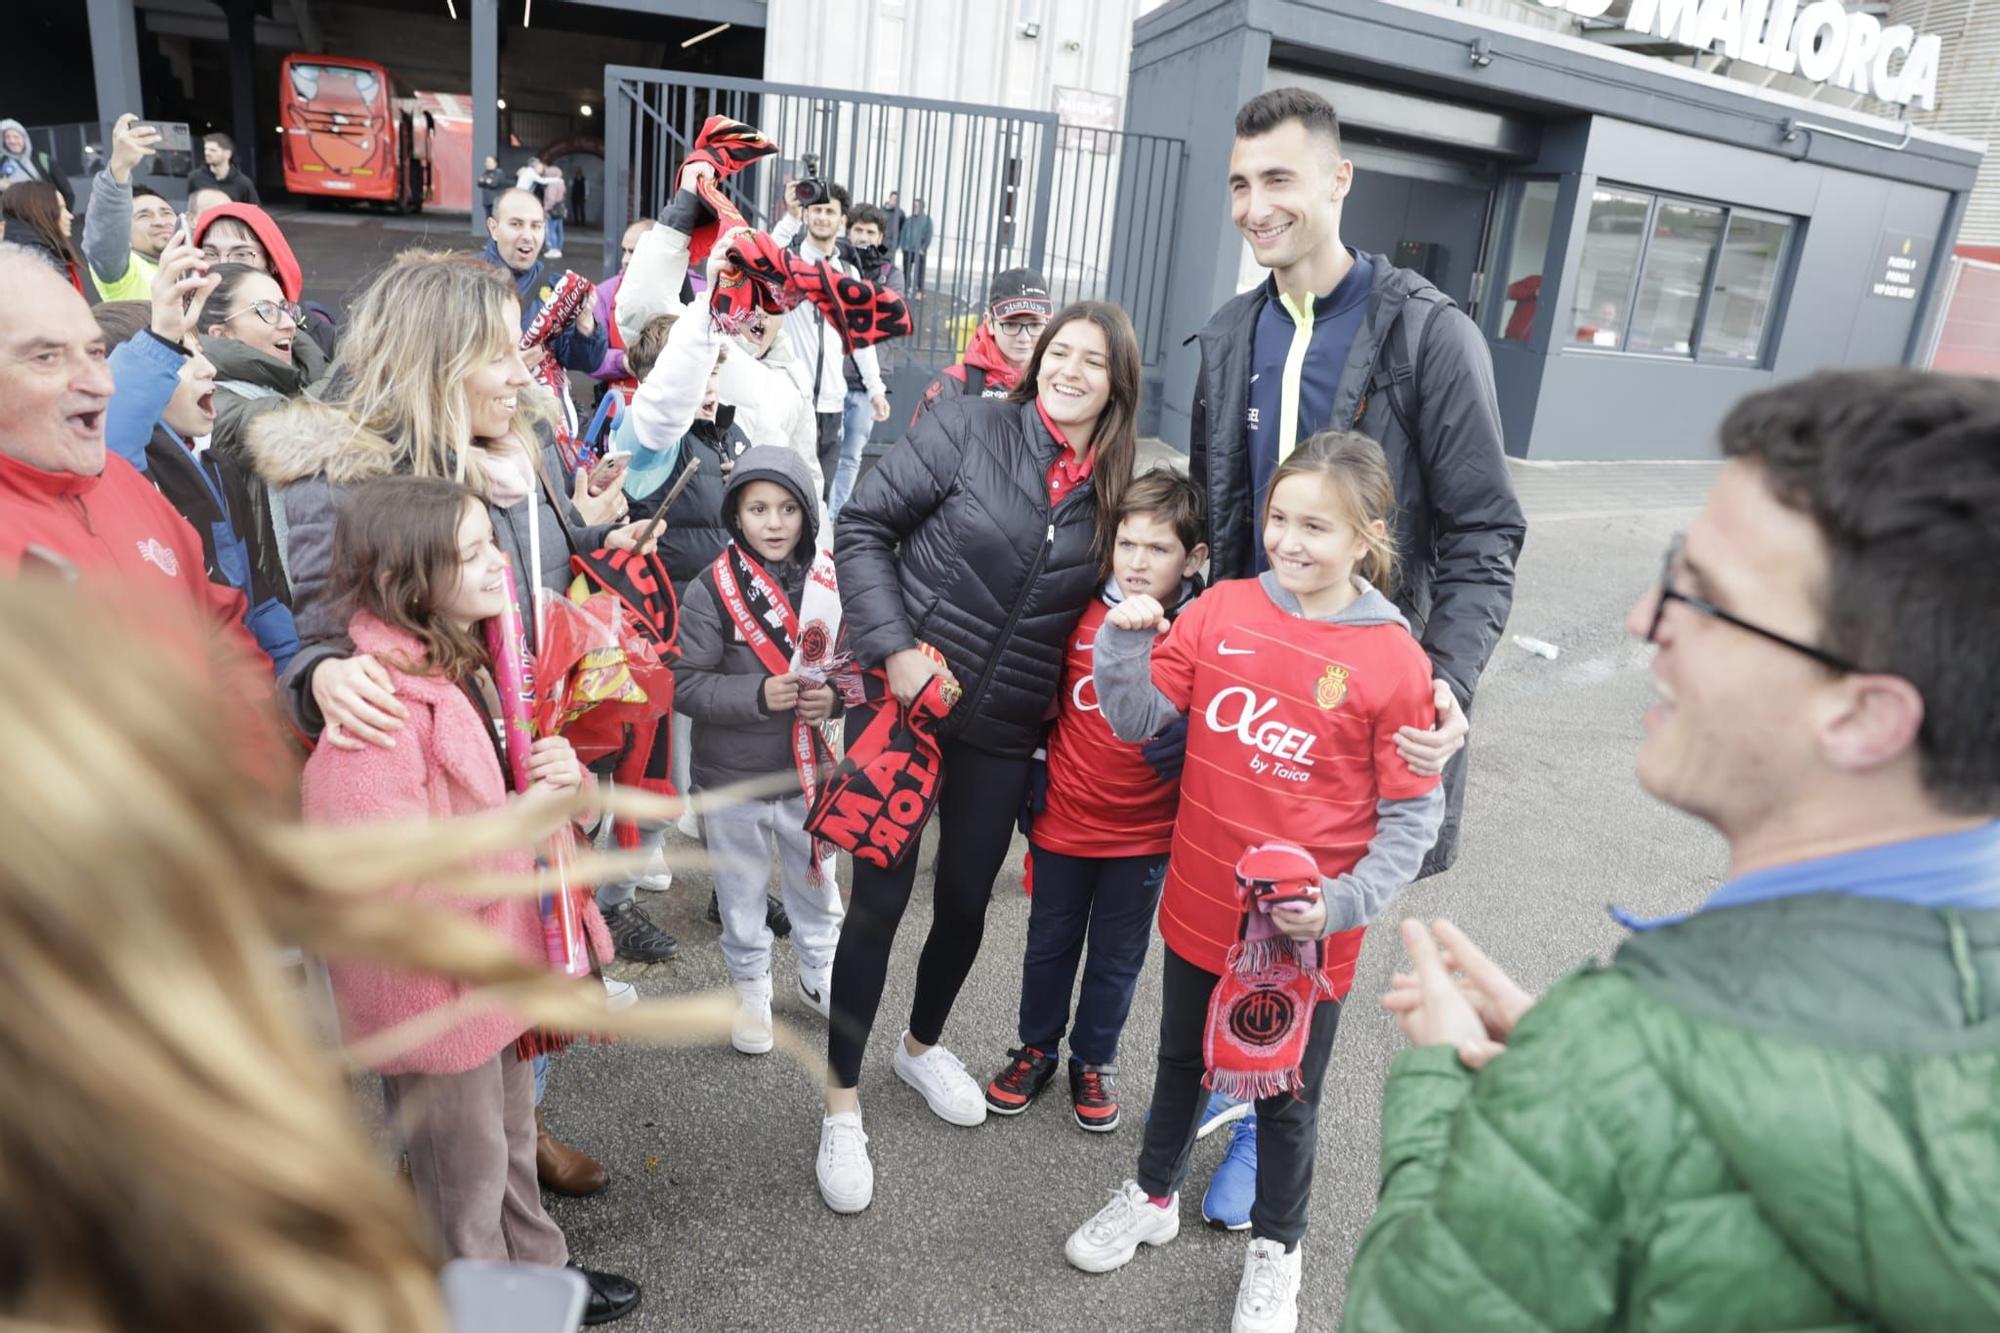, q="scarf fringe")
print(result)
[1205,1067,1304,1103]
